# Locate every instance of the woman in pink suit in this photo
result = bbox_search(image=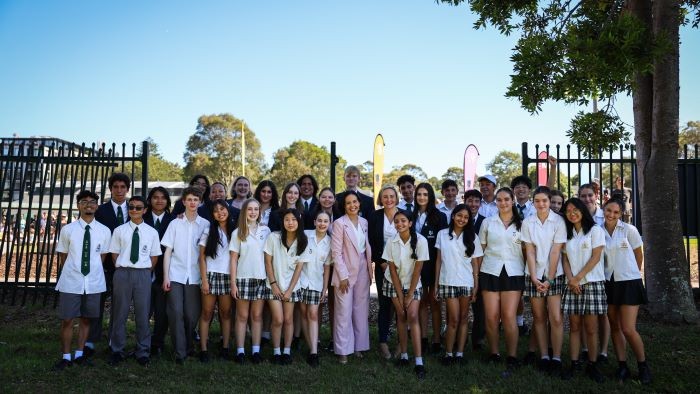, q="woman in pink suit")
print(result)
[332,191,373,364]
